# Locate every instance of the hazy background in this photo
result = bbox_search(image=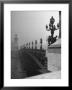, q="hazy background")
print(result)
[11,11,59,49]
